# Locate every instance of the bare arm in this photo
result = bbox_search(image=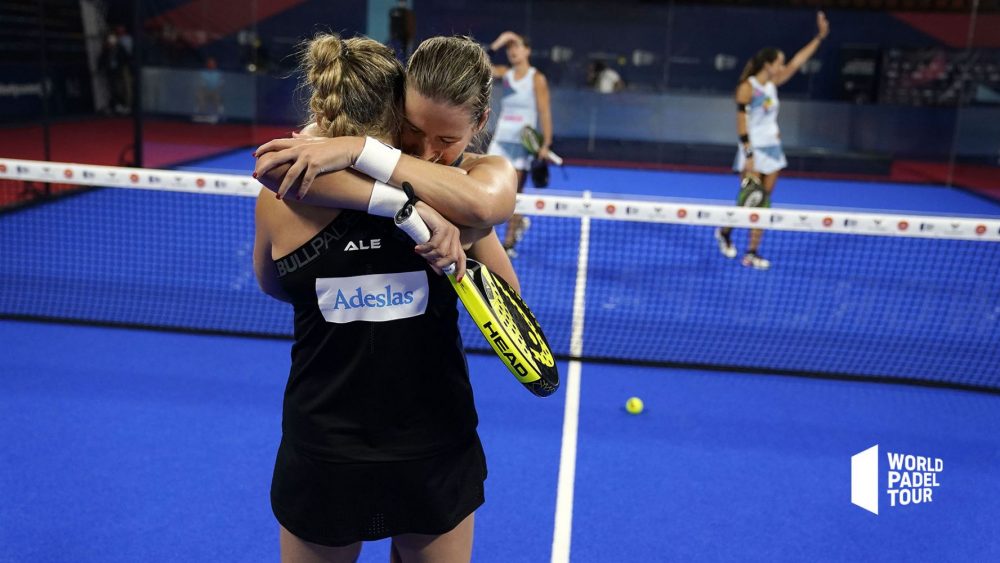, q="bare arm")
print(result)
[735,82,754,174]
[774,11,829,86]
[256,176,470,282]
[255,136,518,228]
[490,31,520,52]
[490,31,520,77]
[258,161,376,210]
[253,191,292,302]
[389,152,517,228]
[534,72,553,161]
